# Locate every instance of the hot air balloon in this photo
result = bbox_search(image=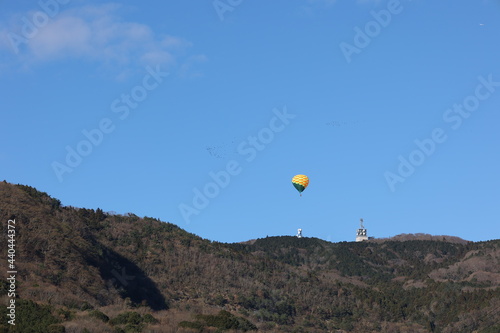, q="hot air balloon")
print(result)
[292,175,309,196]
